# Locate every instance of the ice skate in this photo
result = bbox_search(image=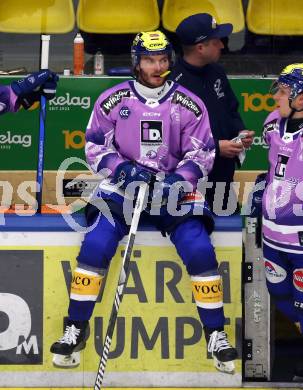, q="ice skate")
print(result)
[52,351,81,368]
[293,361,303,382]
[207,330,238,374]
[50,320,90,368]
